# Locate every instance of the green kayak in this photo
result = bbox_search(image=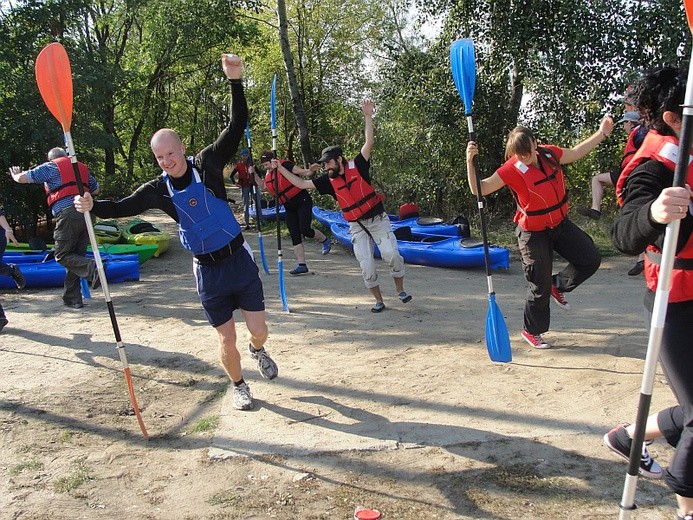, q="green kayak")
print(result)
[5,242,159,265]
